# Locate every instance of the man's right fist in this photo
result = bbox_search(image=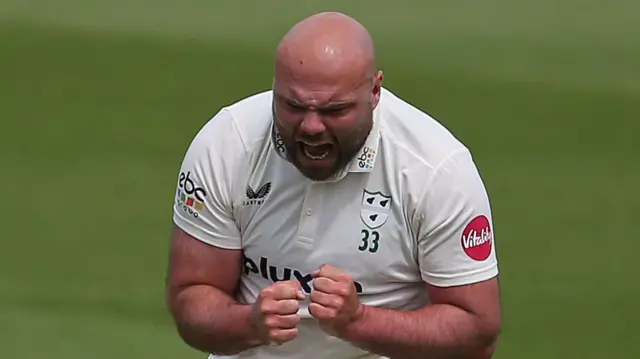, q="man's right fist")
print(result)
[250,280,306,345]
